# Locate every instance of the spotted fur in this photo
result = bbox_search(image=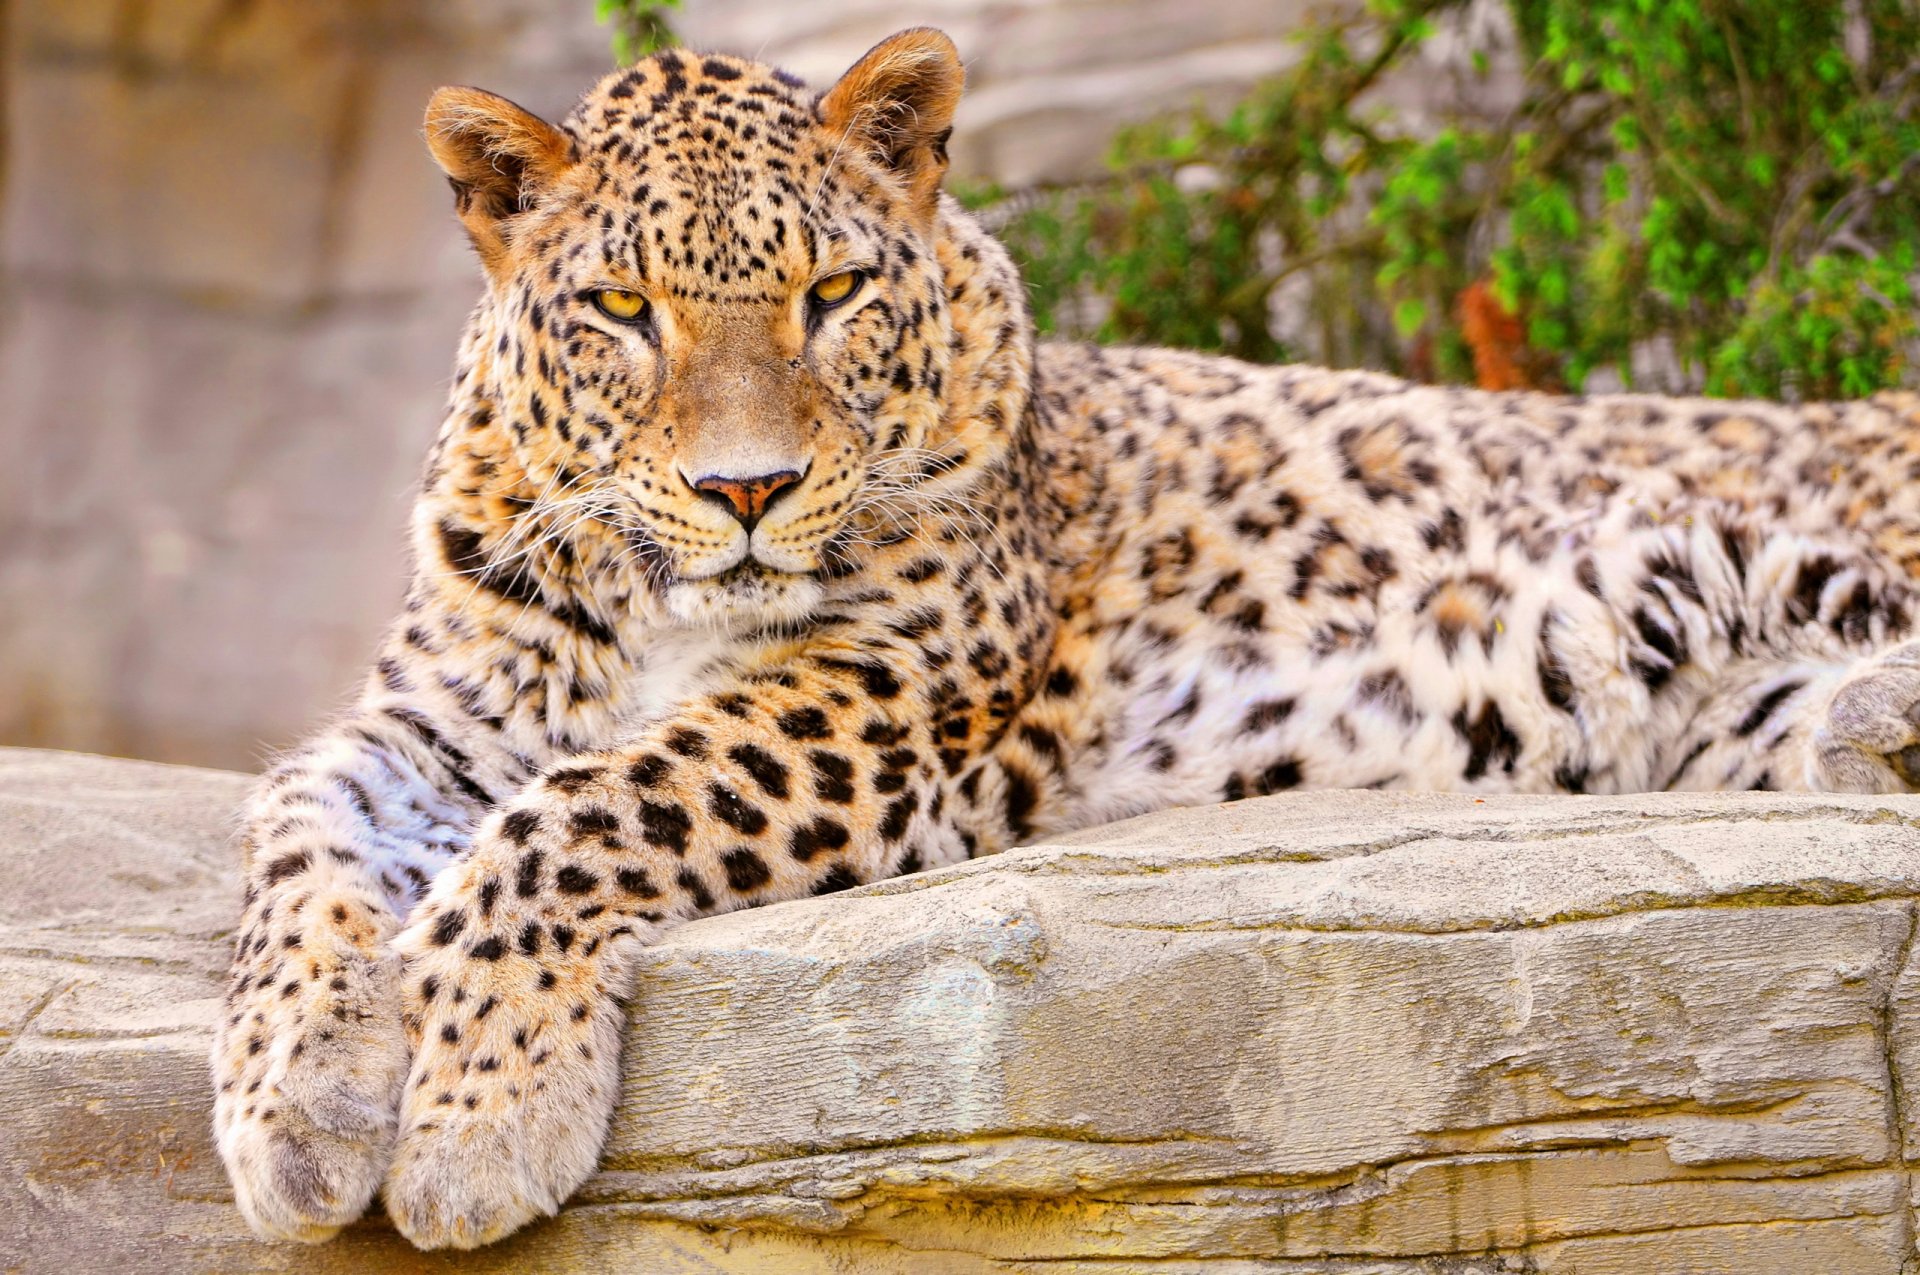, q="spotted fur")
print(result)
[213,28,1920,1250]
